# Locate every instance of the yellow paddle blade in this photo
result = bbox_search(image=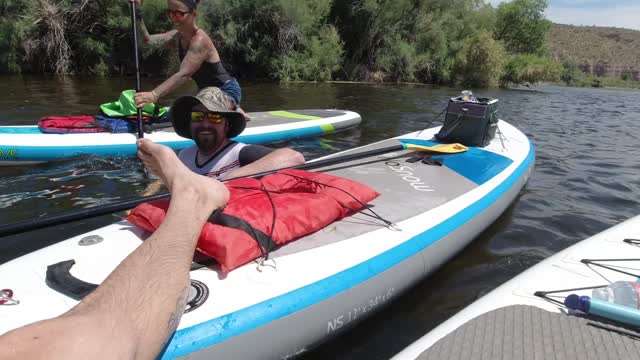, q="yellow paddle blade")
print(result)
[404,142,468,154]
